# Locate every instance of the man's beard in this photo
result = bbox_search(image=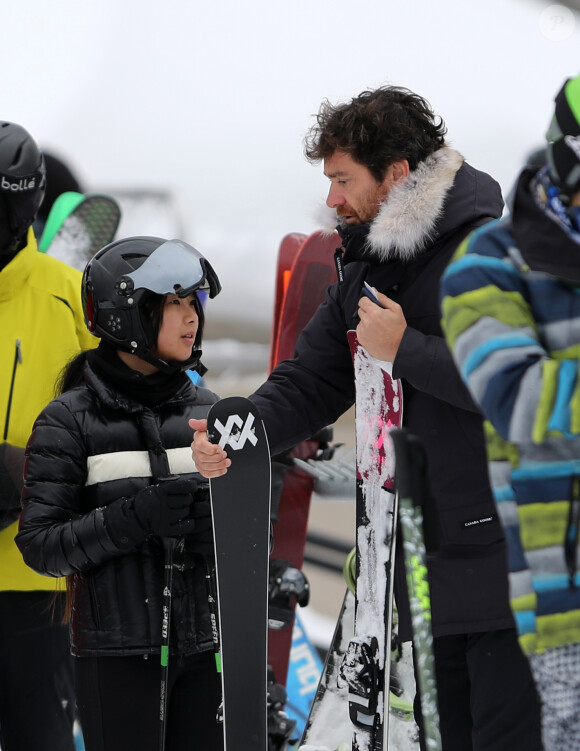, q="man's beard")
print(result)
[336,192,385,225]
